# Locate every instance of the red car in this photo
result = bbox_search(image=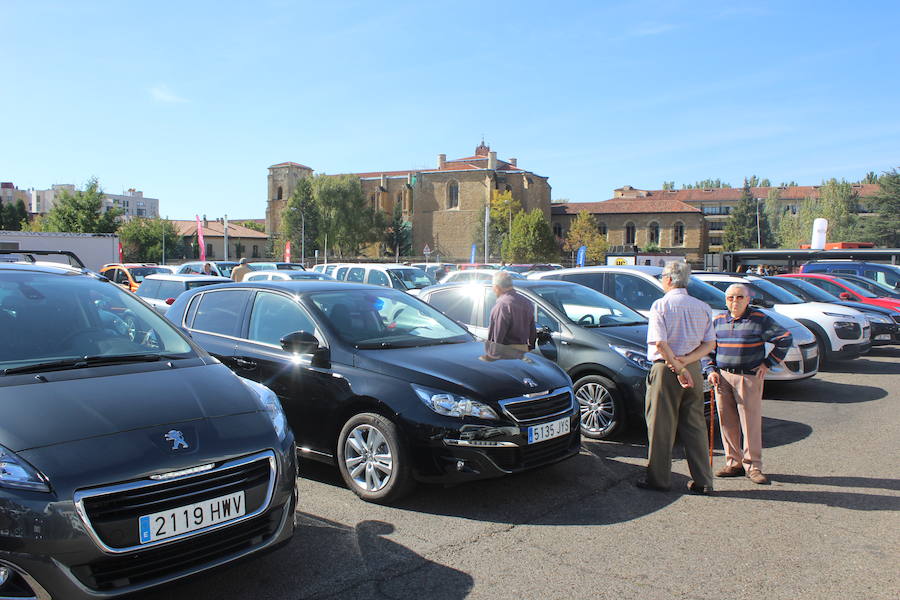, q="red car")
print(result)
[779,273,900,313]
